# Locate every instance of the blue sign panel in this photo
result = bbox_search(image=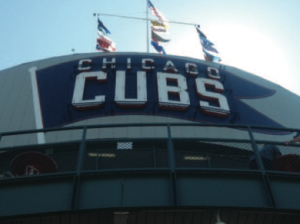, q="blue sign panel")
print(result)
[36,55,285,133]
